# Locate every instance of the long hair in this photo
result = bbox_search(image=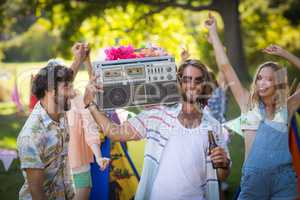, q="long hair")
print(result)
[177,59,213,107]
[249,61,288,111]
